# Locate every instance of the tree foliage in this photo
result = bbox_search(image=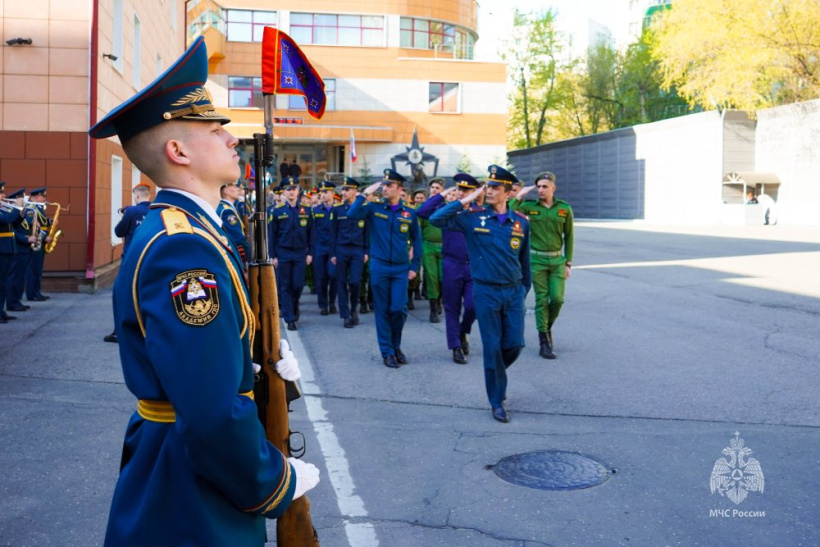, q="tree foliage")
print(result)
[652,0,820,111]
